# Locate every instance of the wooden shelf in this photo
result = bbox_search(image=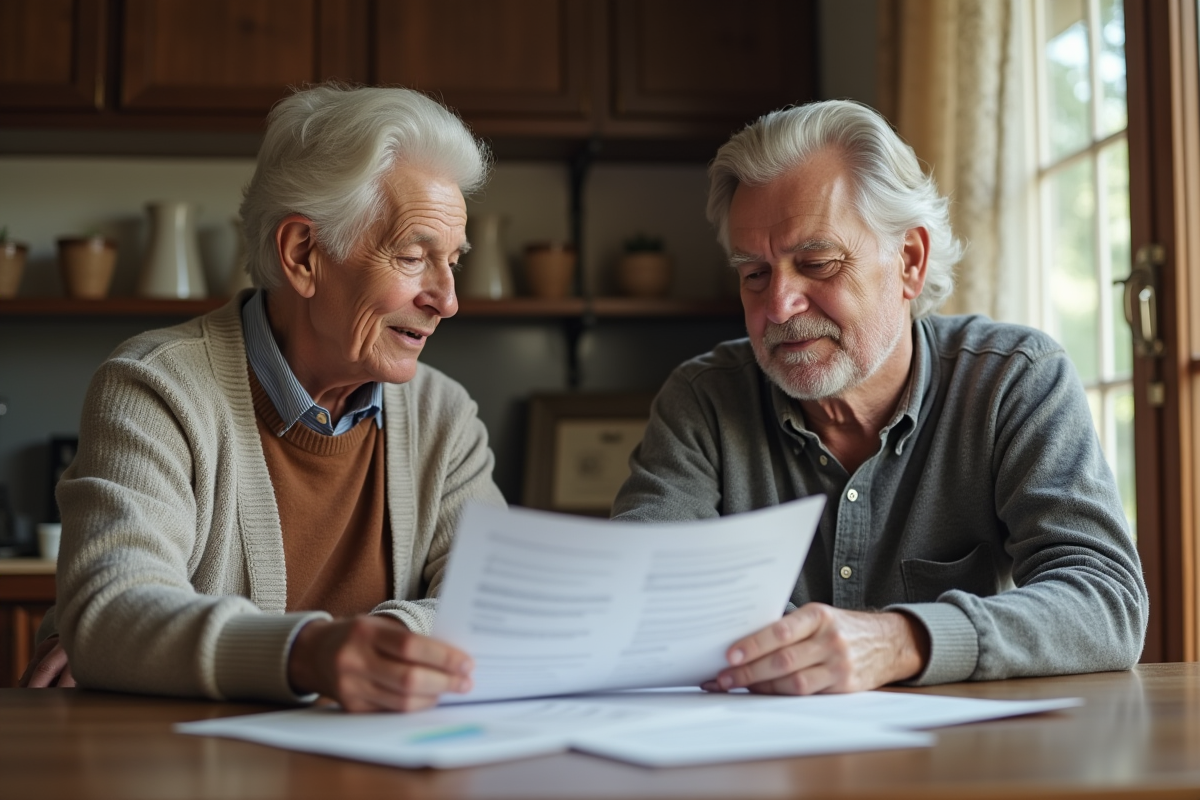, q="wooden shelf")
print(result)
[0,297,226,317]
[1,296,743,320]
[456,297,587,317]
[589,297,742,318]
